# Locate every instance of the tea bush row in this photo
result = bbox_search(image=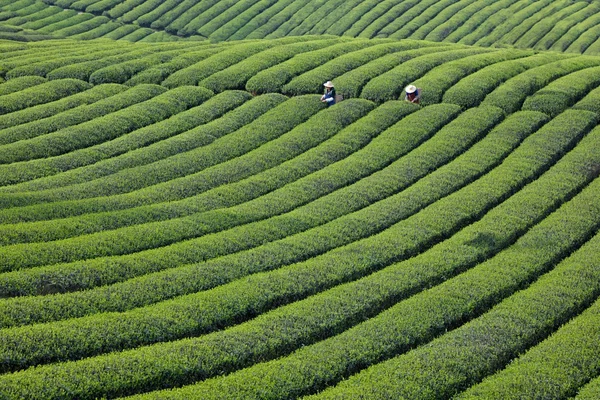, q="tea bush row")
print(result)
[411,48,532,105]
[1,108,595,399]
[0,78,90,114]
[0,90,259,199]
[455,0,530,45]
[482,55,600,114]
[308,170,600,400]
[0,101,420,323]
[0,85,211,185]
[457,274,600,399]
[474,0,554,47]
[0,83,170,163]
[360,47,492,103]
[245,39,373,94]
[0,75,46,96]
[0,94,314,213]
[0,103,457,296]
[513,1,588,49]
[0,83,146,145]
[281,40,432,96]
[227,0,297,40]
[522,65,600,117]
[132,117,600,400]
[0,82,123,129]
[332,45,450,99]
[431,0,521,43]
[443,52,569,109]
[0,99,372,271]
[198,38,339,93]
[160,37,310,88]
